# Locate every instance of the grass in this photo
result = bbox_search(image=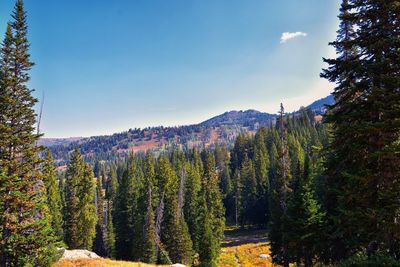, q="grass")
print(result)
[54,227,277,266]
[217,242,277,267]
[217,226,279,267]
[53,258,165,267]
